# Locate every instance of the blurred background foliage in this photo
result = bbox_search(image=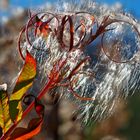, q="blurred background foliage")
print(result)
[0,0,140,140]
